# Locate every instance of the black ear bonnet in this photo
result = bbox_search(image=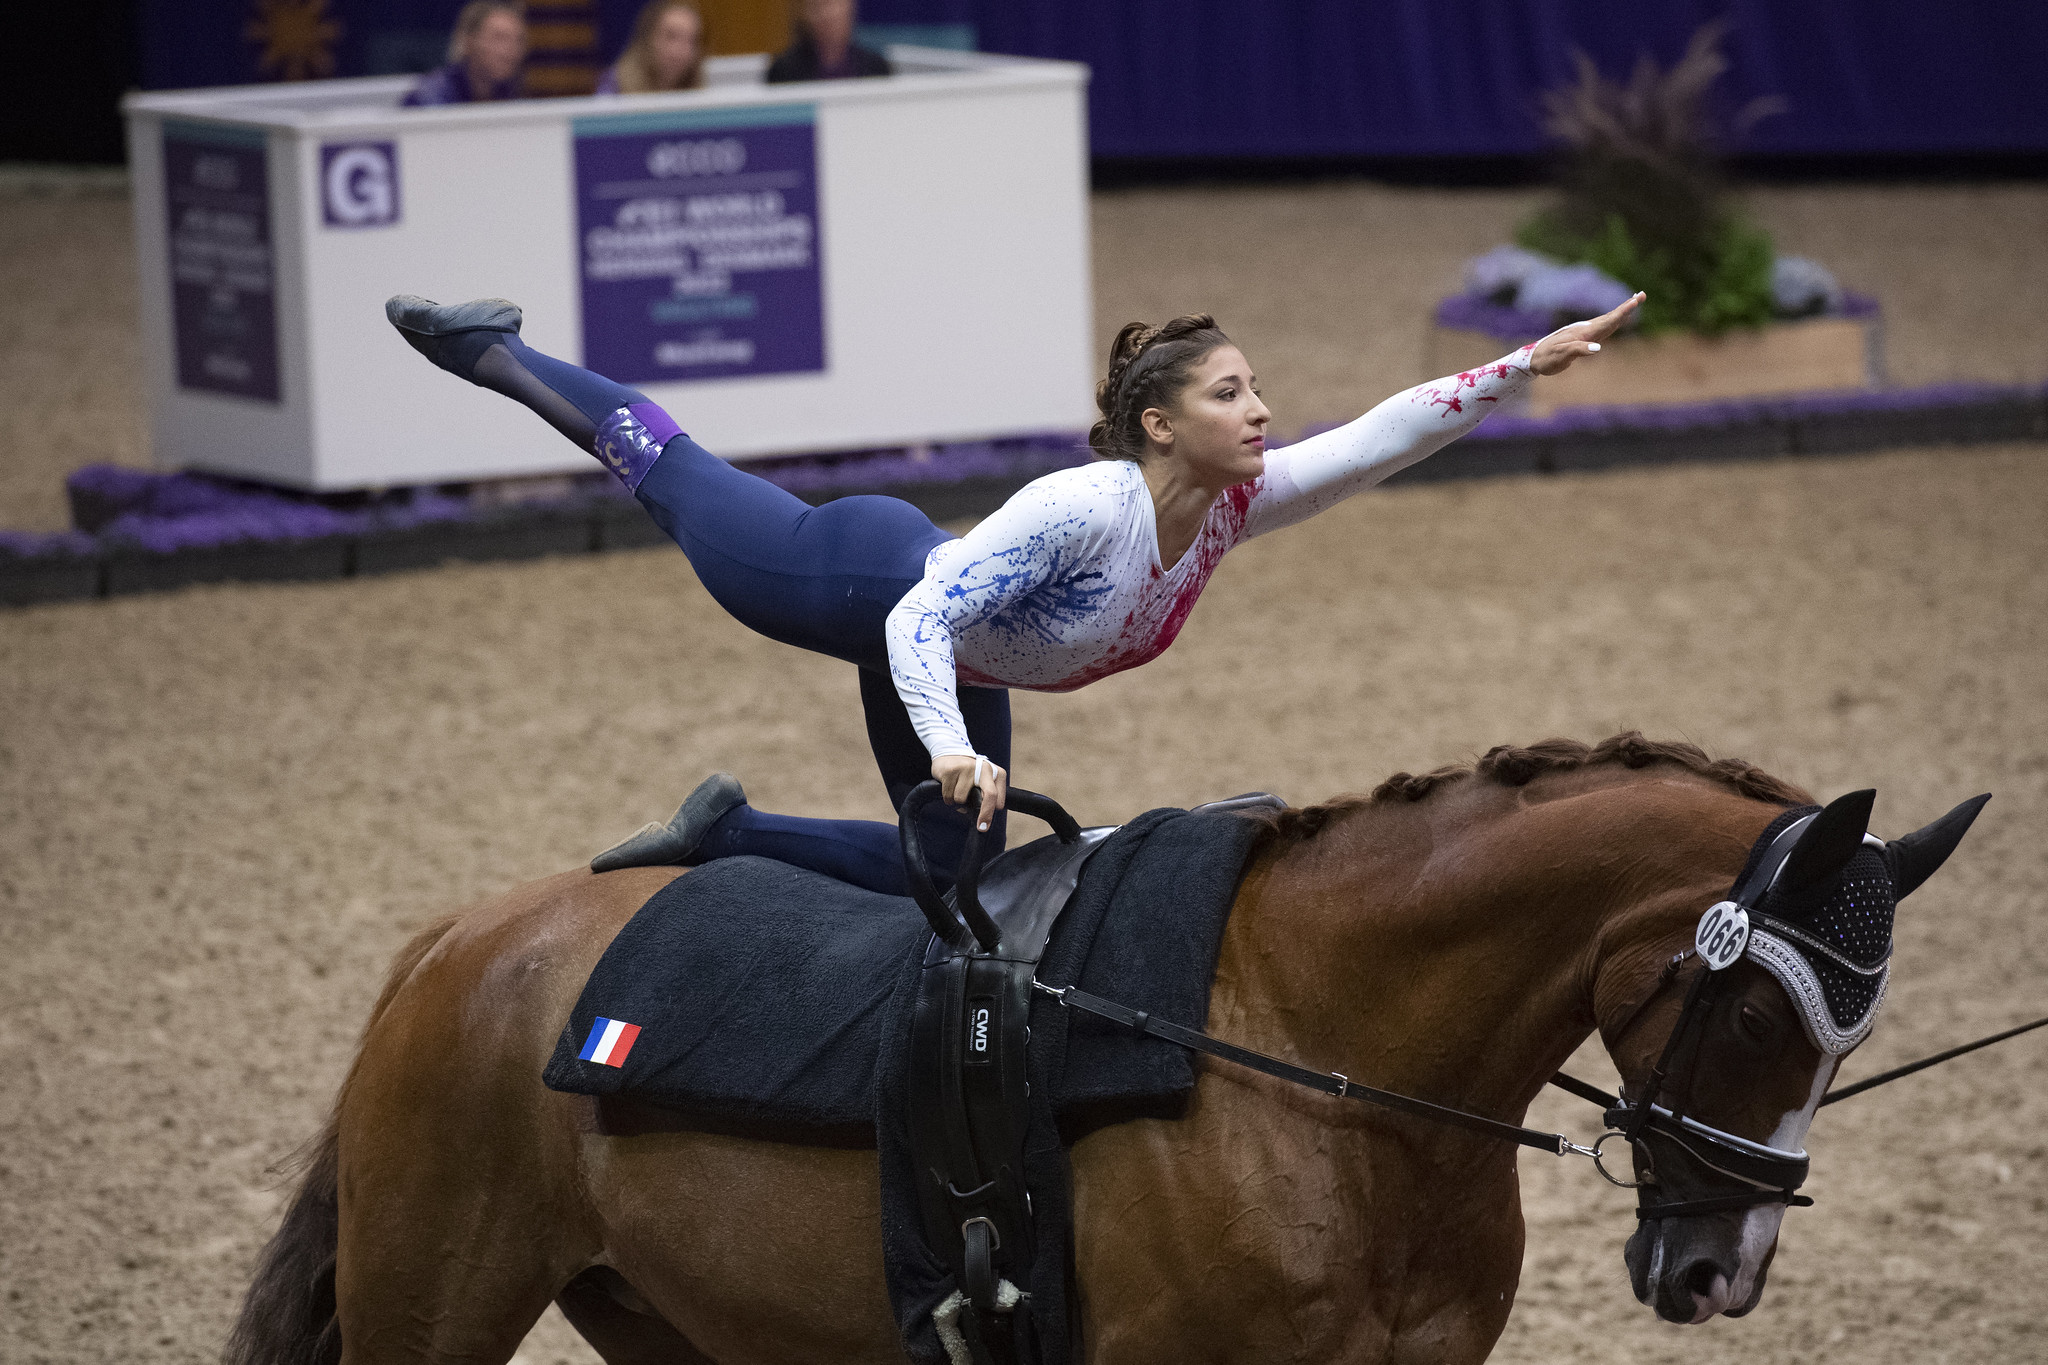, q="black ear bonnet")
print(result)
[1734,805,1894,1053]
[1725,790,1988,1054]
